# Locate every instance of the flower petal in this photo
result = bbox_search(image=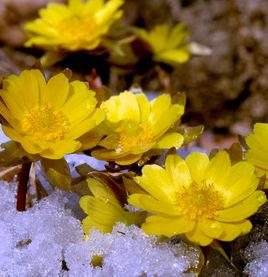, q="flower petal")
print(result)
[115,154,143,165]
[44,73,70,108]
[185,152,209,183]
[204,151,231,190]
[142,215,195,237]
[148,94,171,125]
[128,194,180,217]
[185,223,213,246]
[155,48,190,64]
[218,220,252,241]
[101,91,140,123]
[215,191,266,222]
[136,93,150,123]
[62,82,97,124]
[82,216,112,234]
[165,154,192,191]
[157,132,184,149]
[135,164,176,203]
[151,104,183,136]
[223,161,259,207]
[68,108,104,139]
[79,196,124,224]
[200,220,223,239]
[86,178,120,206]
[40,140,81,159]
